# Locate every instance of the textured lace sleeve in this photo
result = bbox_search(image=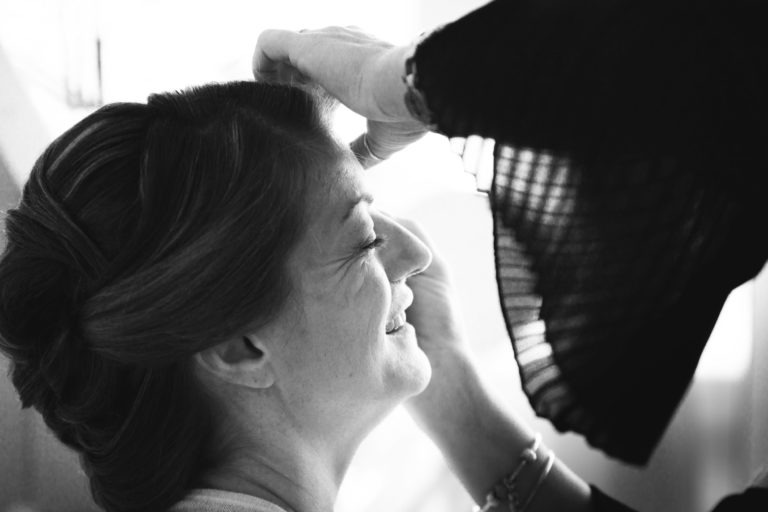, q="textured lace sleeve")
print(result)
[412,0,768,464]
[411,0,762,155]
[590,486,637,512]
